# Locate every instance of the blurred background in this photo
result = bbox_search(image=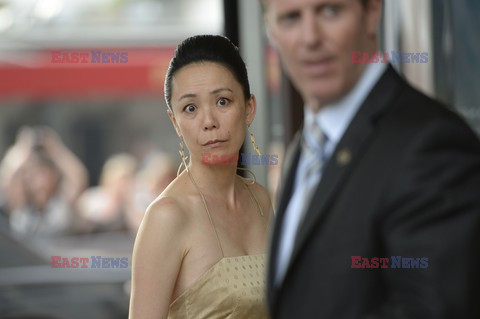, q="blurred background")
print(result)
[0,0,478,318]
